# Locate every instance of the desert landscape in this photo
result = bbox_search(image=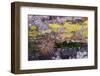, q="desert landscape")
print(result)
[28,15,88,60]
